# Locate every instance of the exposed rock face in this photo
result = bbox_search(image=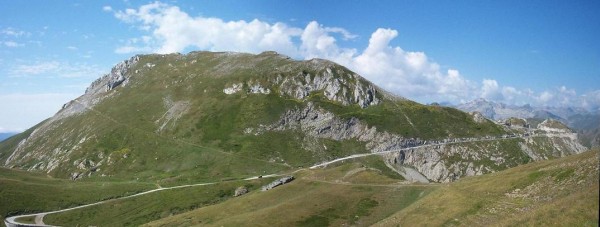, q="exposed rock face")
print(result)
[222,59,380,108]
[538,119,572,133]
[252,102,587,183]
[234,186,249,197]
[223,83,243,94]
[106,57,137,90]
[275,65,379,108]
[251,102,422,153]
[470,111,488,124]
[261,176,294,191]
[384,142,511,183]
[155,97,190,133]
[59,55,140,120]
[247,81,271,94]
